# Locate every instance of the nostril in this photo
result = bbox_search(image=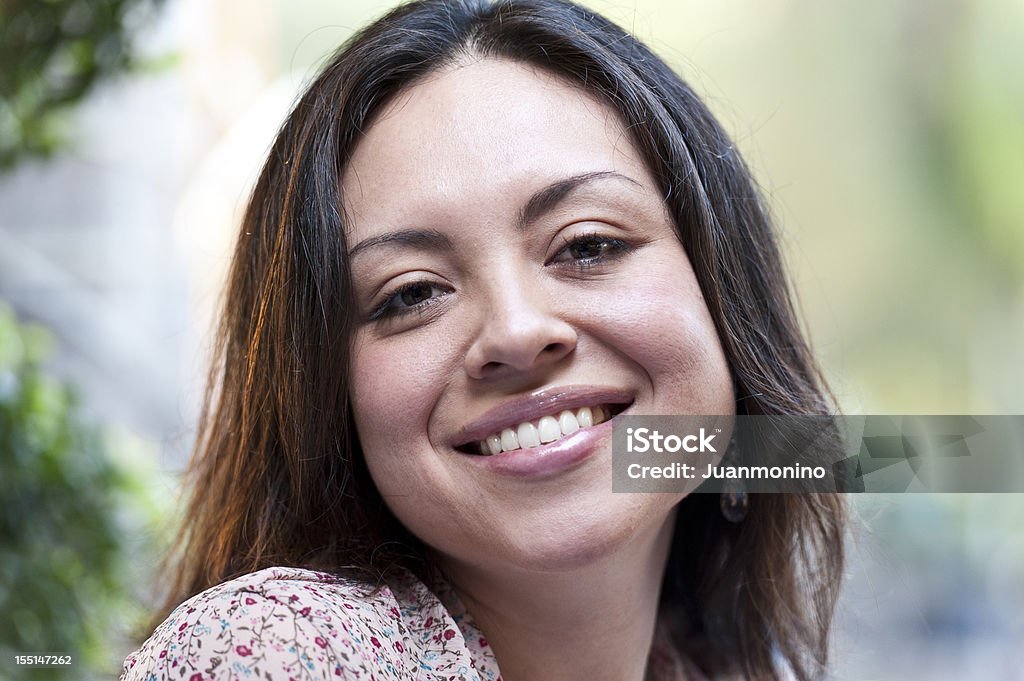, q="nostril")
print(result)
[542,342,571,357]
[481,361,504,374]
[466,323,577,379]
